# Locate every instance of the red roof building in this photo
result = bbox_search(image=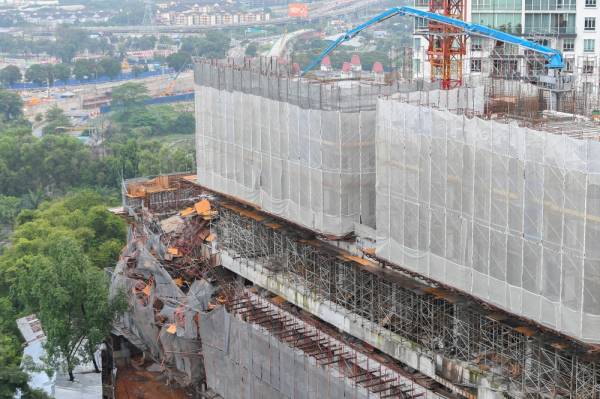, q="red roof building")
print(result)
[372,61,384,74]
[320,55,332,72]
[350,54,362,72]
